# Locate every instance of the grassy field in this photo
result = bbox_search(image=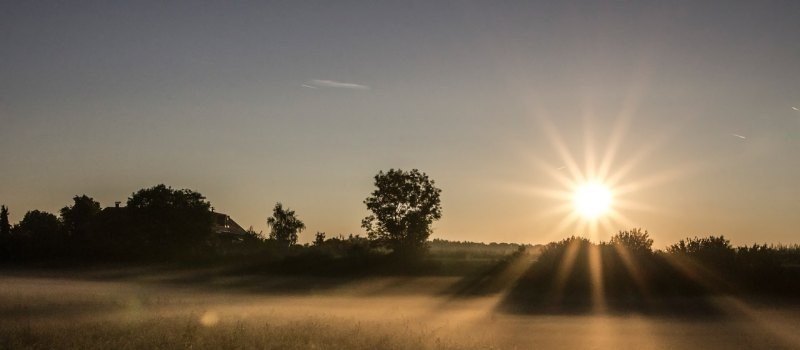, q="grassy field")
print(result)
[1,266,800,349]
